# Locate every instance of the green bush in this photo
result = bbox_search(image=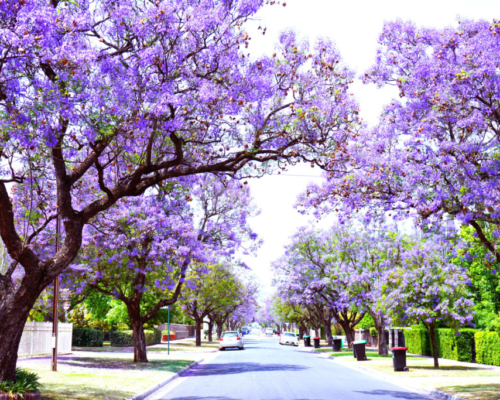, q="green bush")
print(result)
[369,327,378,338]
[145,329,162,345]
[110,330,134,347]
[436,329,476,362]
[72,328,104,347]
[403,328,476,362]
[404,328,432,356]
[111,329,162,347]
[475,331,500,366]
[0,368,42,396]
